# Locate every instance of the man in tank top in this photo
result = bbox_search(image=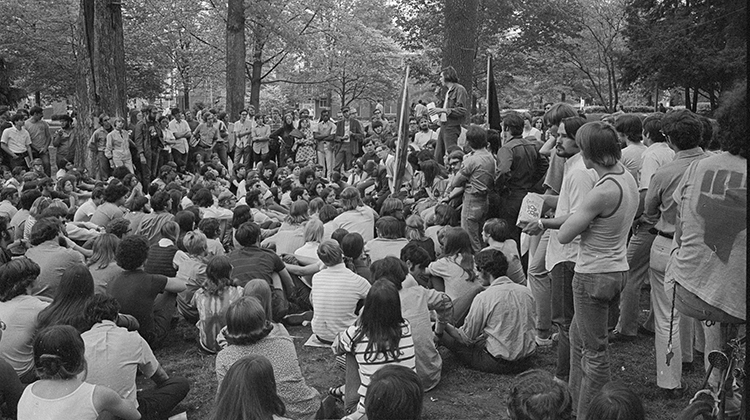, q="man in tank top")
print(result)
[557,121,638,419]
